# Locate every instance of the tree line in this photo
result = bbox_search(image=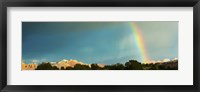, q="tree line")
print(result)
[35,60,178,70]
